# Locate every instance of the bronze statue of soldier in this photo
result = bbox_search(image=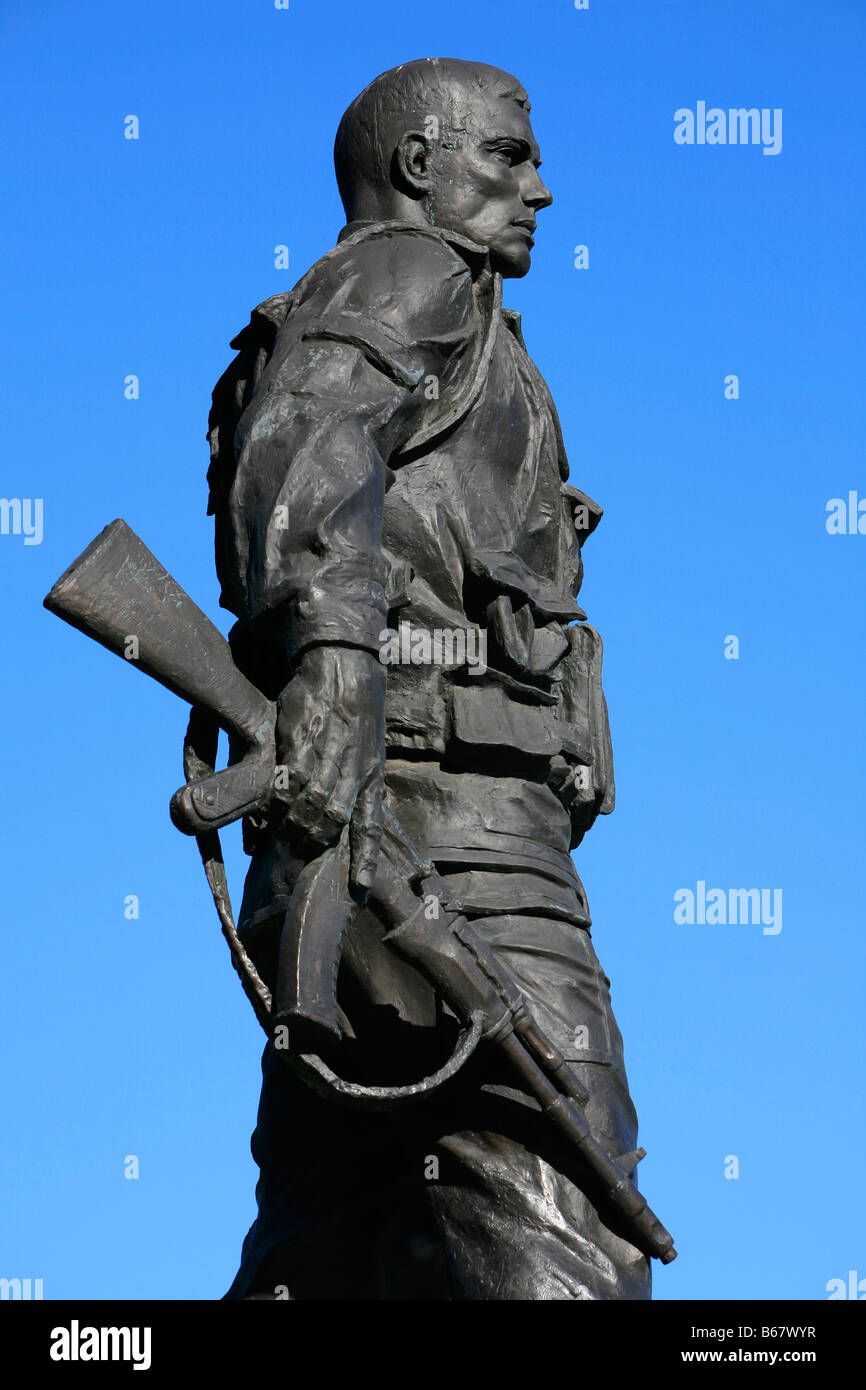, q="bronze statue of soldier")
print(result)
[211,57,659,1301]
[45,56,675,1300]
